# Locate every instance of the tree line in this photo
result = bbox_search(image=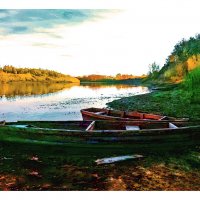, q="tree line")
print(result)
[0,65,80,83]
[147,34,200,80]
[166,34,200,65]
[0,65,66,78]
[78,74,146,82]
